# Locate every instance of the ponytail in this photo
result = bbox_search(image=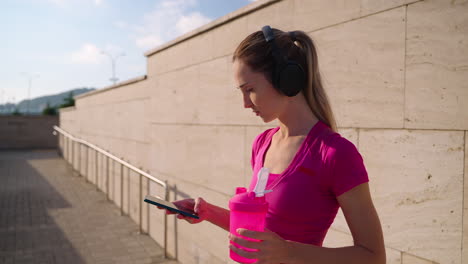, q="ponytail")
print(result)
[291,31,337,132]
[233,28,337,132]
